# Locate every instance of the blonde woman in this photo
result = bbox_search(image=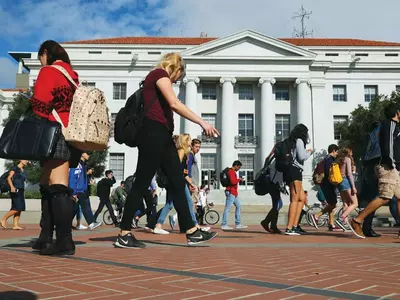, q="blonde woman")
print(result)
[150,134,207,234]
[115,53,219,248]
[335,148,358,230]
